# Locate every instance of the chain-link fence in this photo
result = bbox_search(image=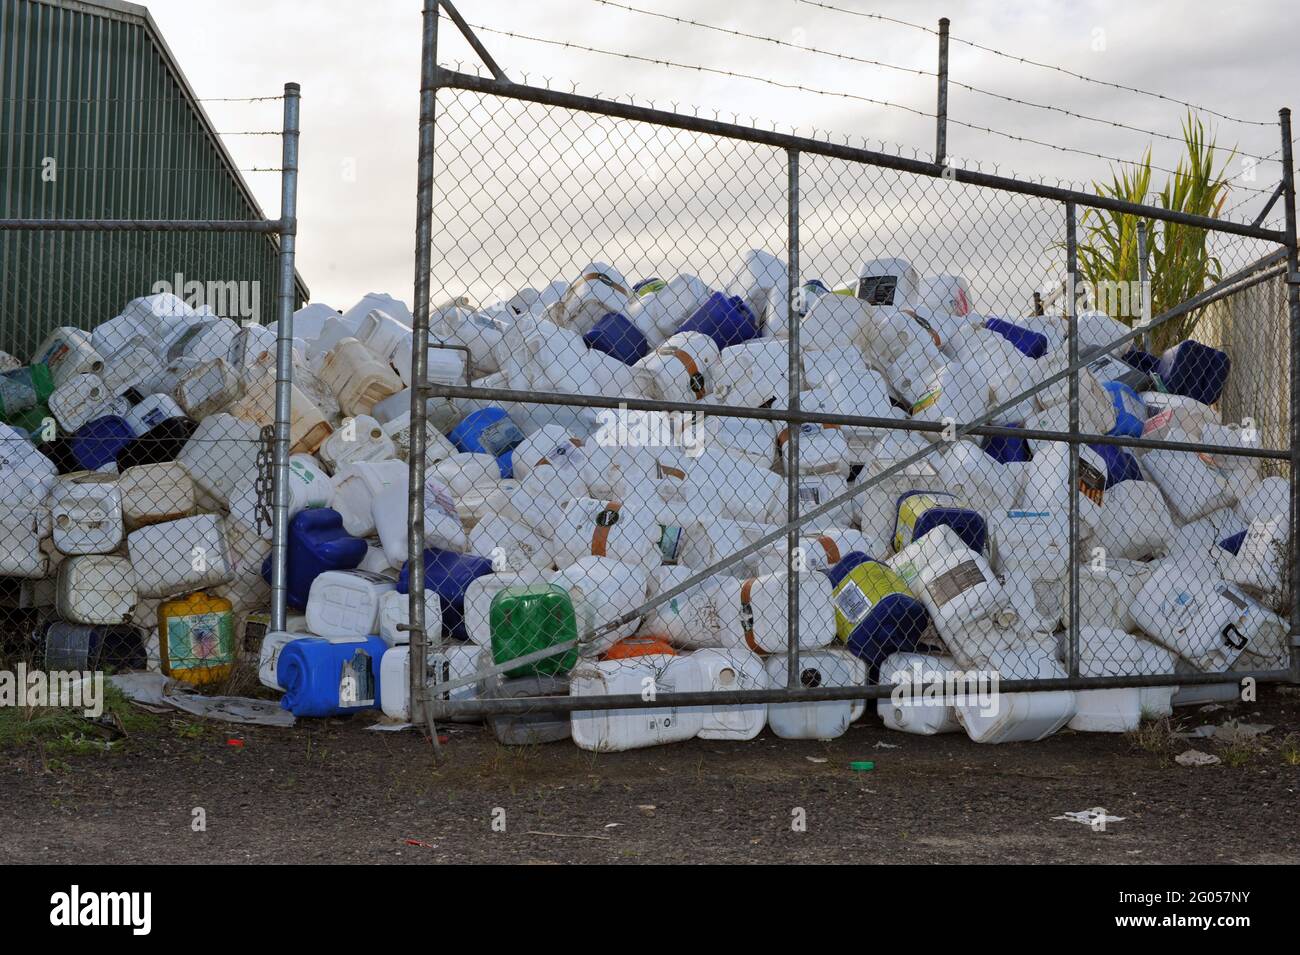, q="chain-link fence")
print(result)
[404,5,1298,749]
[0,79,301,693]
